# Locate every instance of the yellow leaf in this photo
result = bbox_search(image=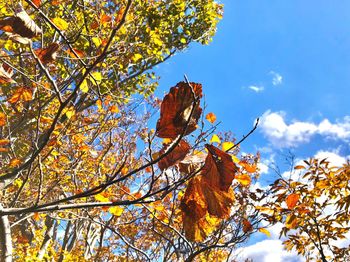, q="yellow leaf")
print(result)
[109,206,124,216]
[92,37,102,47]
[96,99,103,112]
[90,72,102,85]
[65,108,75,119]
[235,173,251,186]
[285,214,298,229]
[52,17,69,30]
[210,134,221,144]
[80,79,88,93]
[231,155,240,163]
[259,228,271,237]
[222,141,234,152]
[0,139,10,146]
[132,53,142,62]
[205,112,216,124]
[94,194,109,202]
[180,38,187,44]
